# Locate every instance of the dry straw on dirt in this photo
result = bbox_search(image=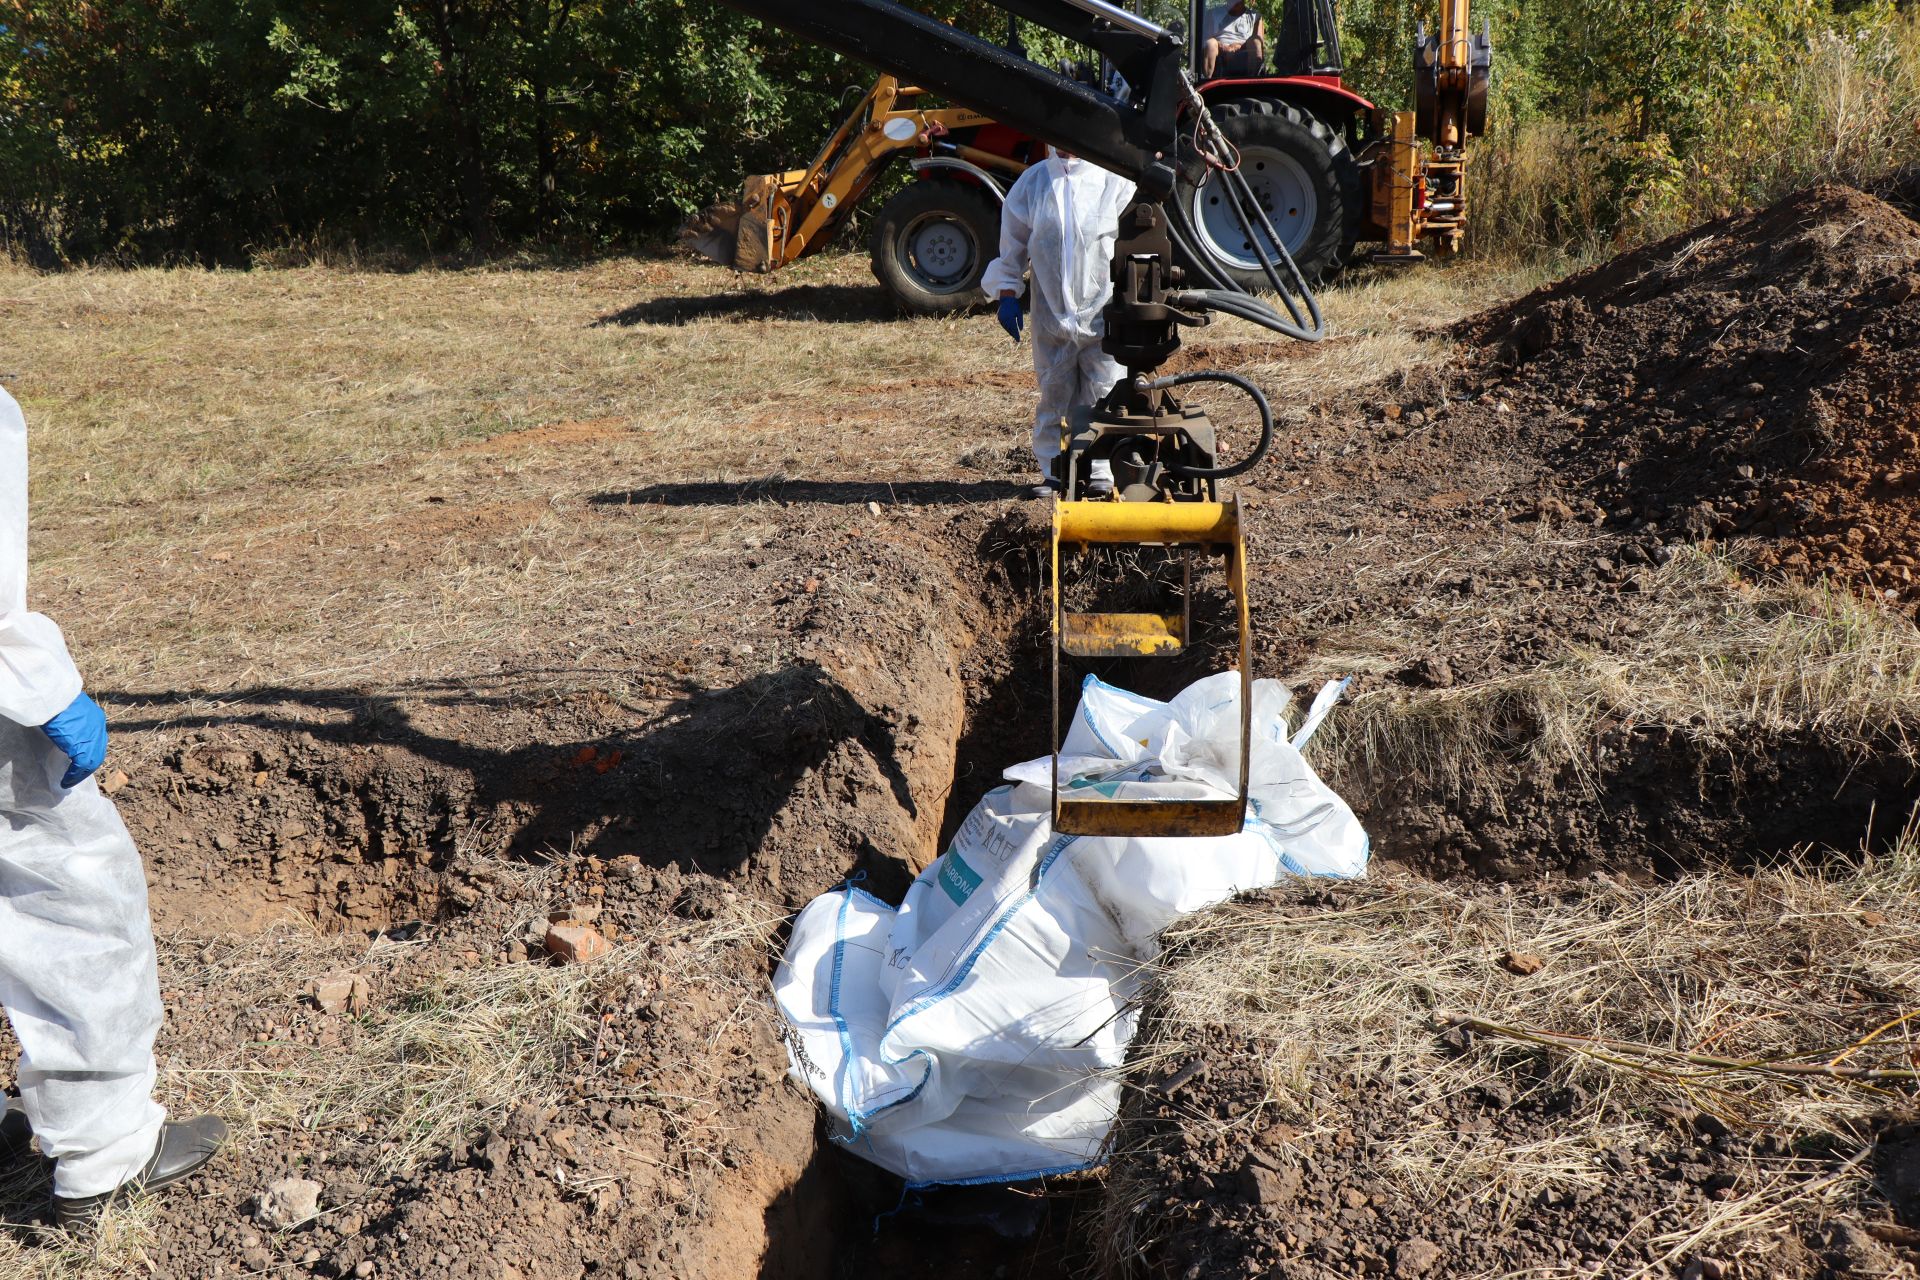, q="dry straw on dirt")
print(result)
[0,870,785,1280]
[1105,839,1920,1275]
[1317,549,1920,815]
